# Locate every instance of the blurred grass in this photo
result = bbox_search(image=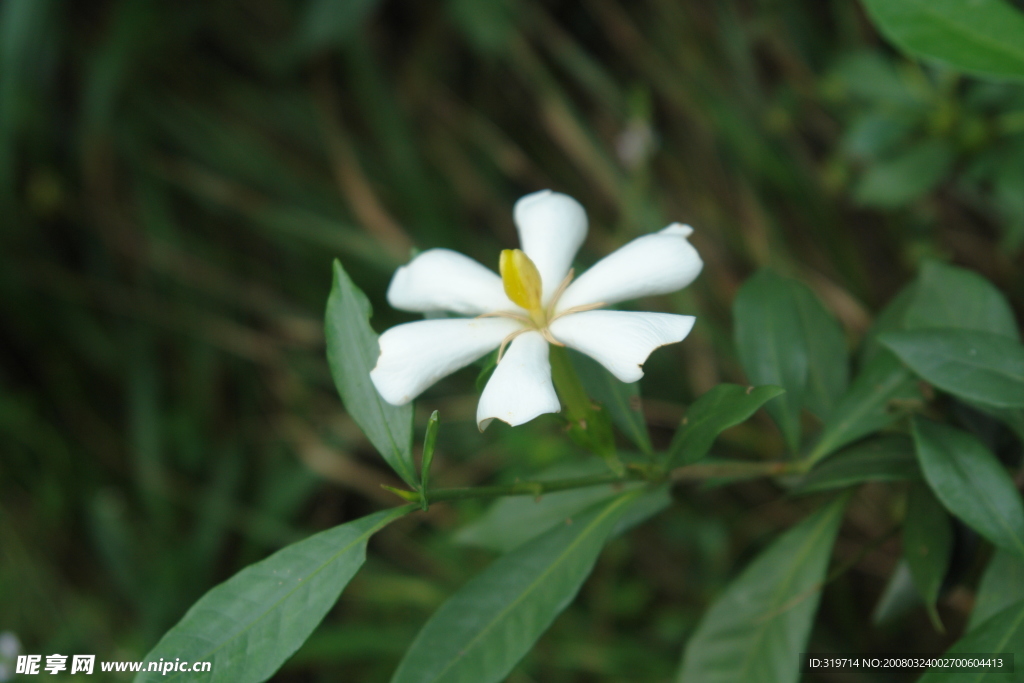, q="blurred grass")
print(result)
[1,0,1022,681]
